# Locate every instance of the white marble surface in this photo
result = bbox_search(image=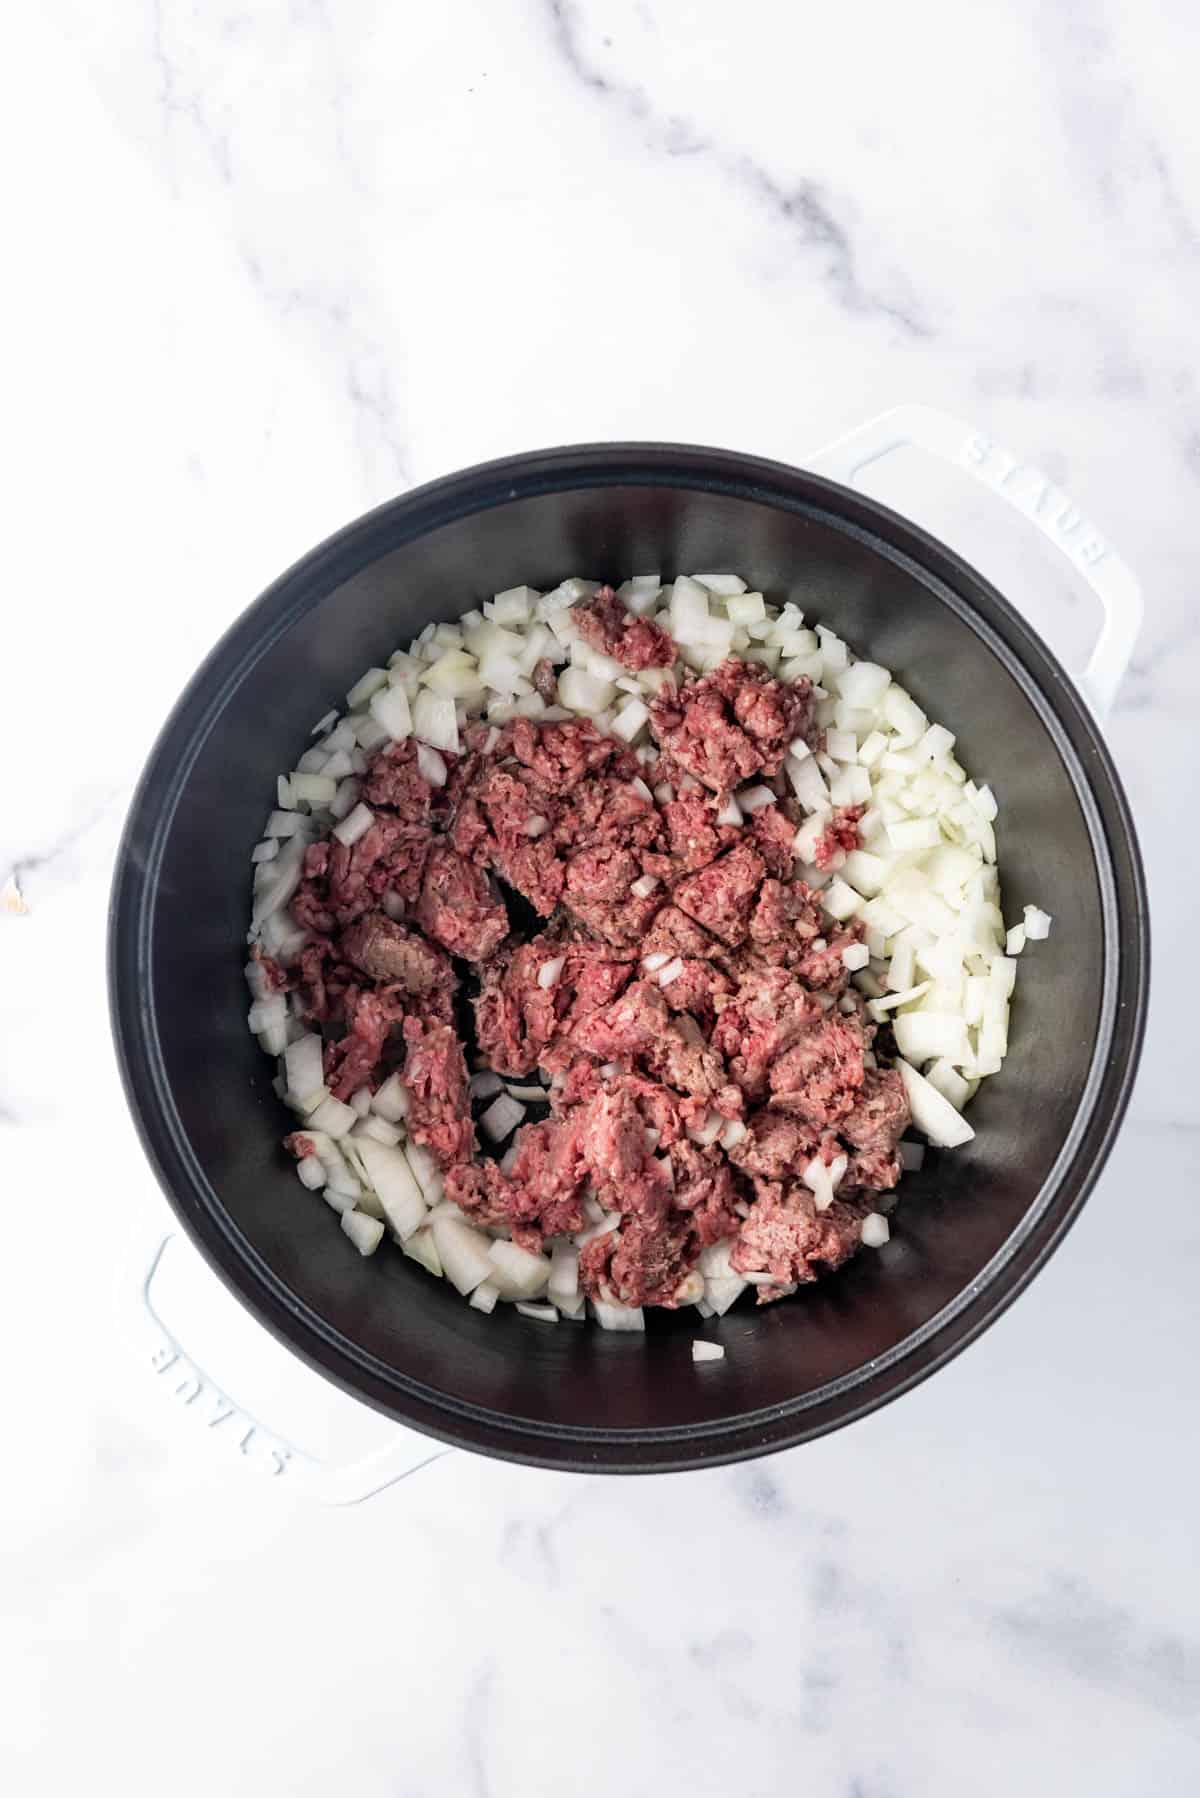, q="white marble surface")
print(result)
[3,3,1198,1791]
